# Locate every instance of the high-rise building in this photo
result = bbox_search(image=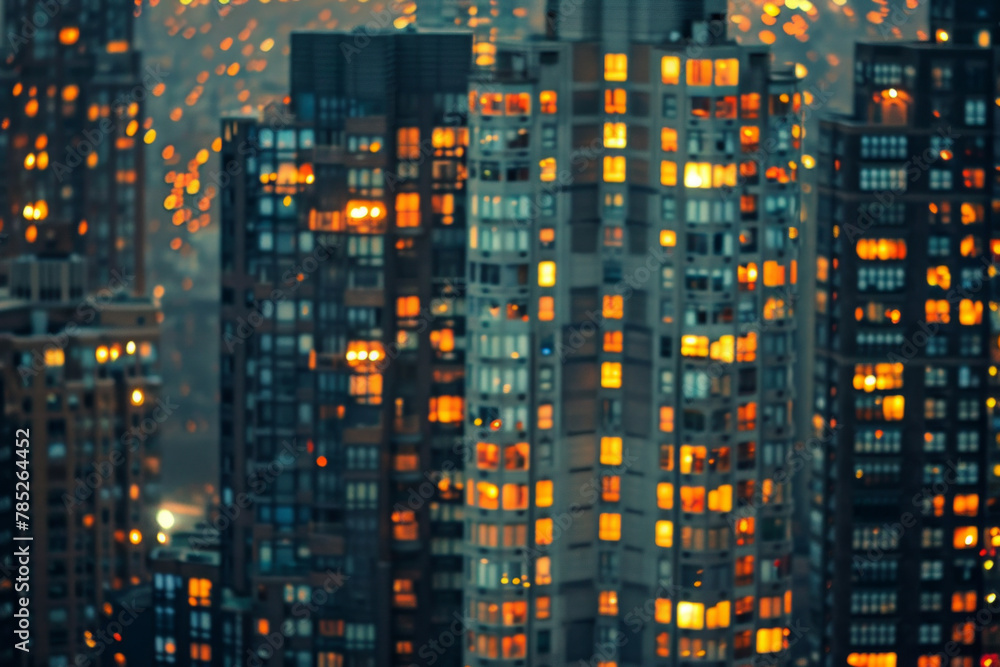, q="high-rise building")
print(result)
[217,28,472,667]
[151,533,220,666]
[0,0,148,295]
[0,1,159,665]
[462,1,801,665]
[812,1,1000,666]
